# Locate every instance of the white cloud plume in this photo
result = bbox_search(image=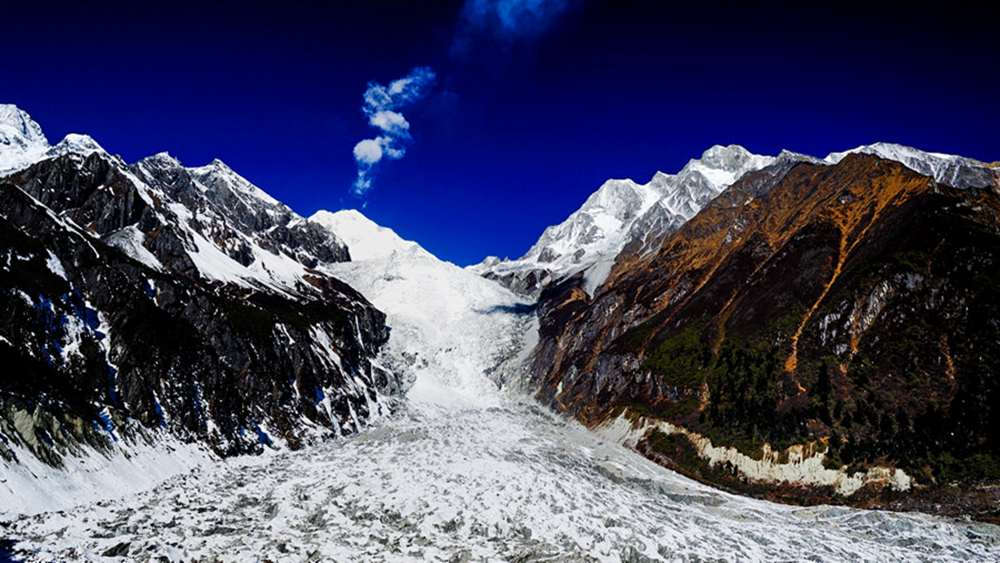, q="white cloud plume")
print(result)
[353,138,384,166]
[369,110,409,136]
[352,66,436,195]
